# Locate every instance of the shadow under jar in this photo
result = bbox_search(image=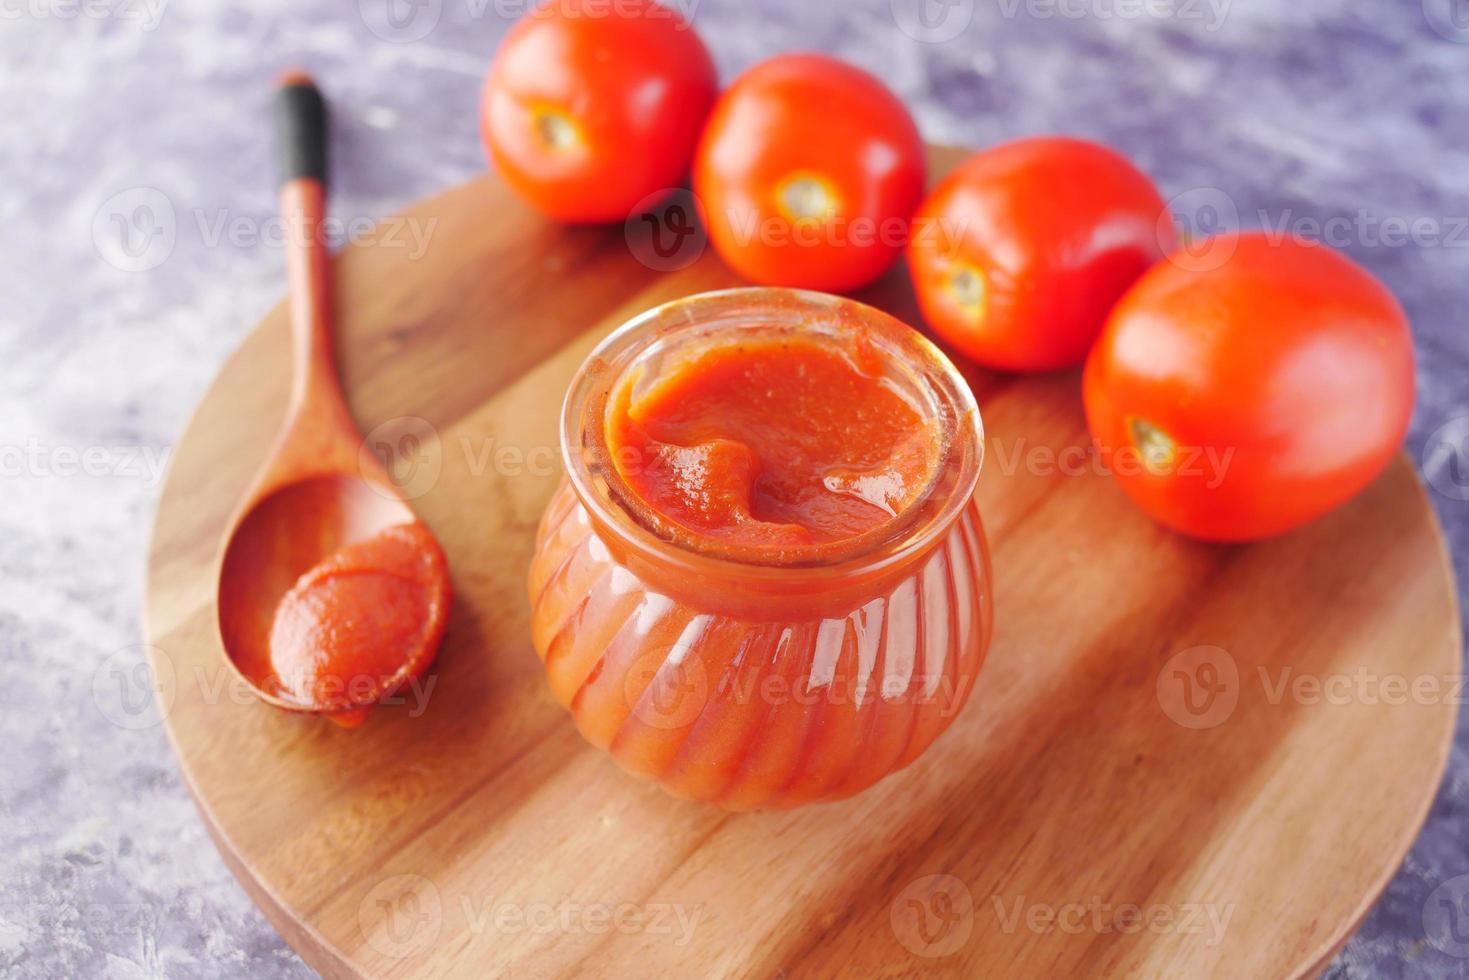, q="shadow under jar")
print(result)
[528,288,992,810]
